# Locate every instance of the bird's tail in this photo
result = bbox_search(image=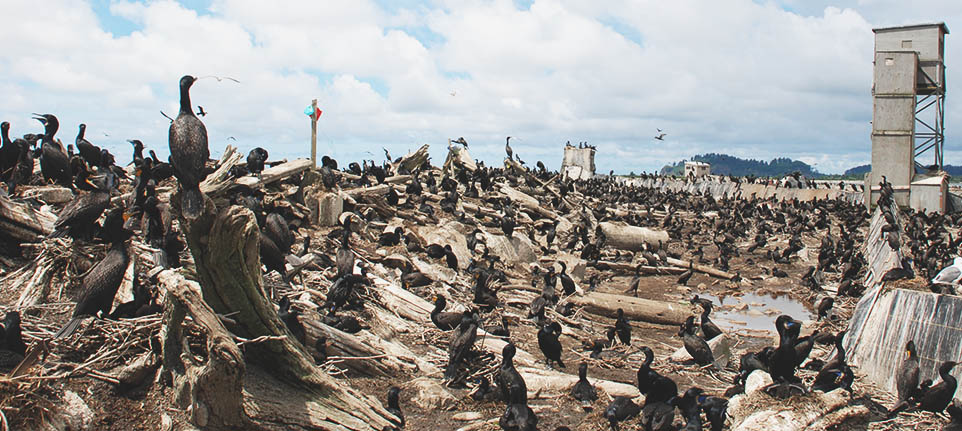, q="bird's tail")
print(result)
[181,186,205,220]
[55,317,84,339]
[47,227,67,239]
